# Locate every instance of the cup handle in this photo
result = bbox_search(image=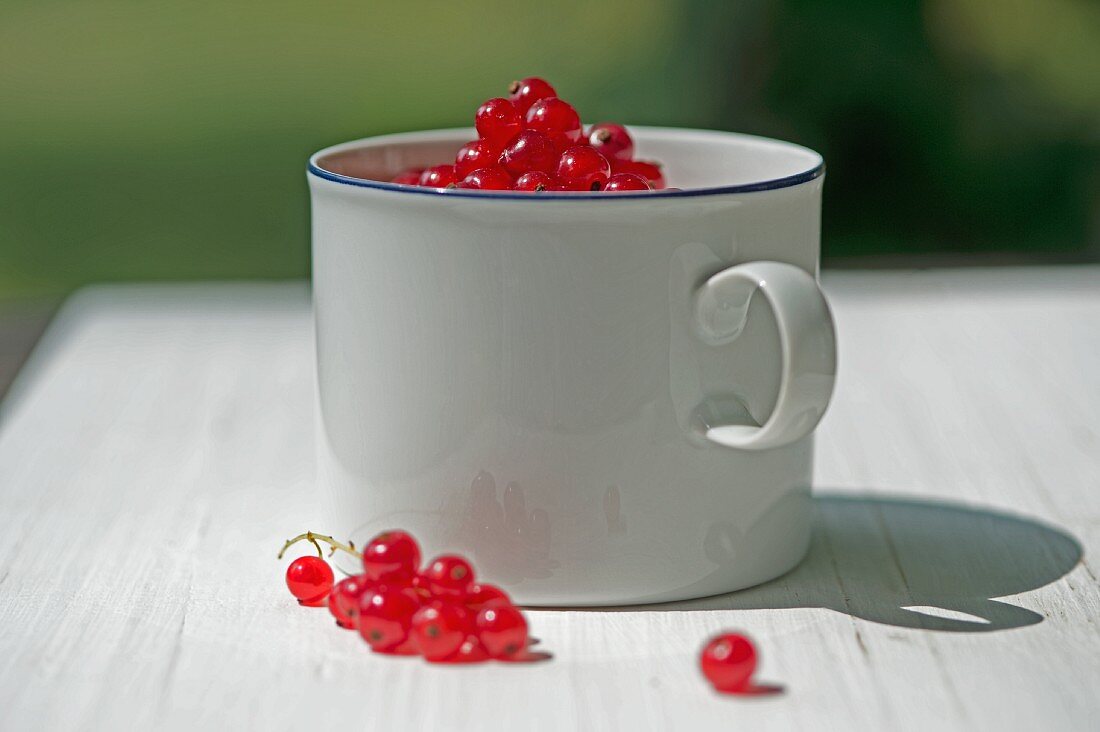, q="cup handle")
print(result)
[692,261,837,450]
